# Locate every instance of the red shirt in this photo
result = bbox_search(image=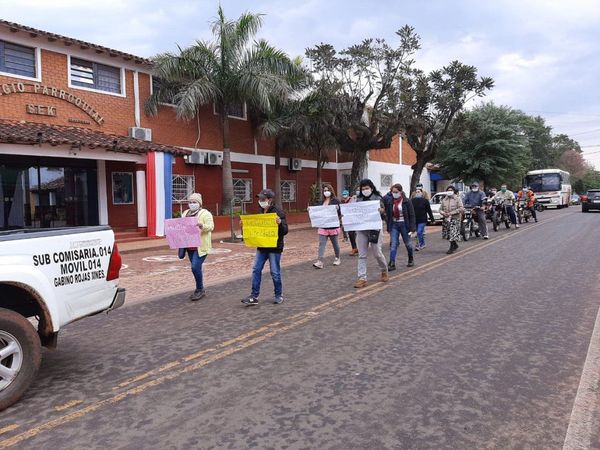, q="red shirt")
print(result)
[393,198,403,220]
